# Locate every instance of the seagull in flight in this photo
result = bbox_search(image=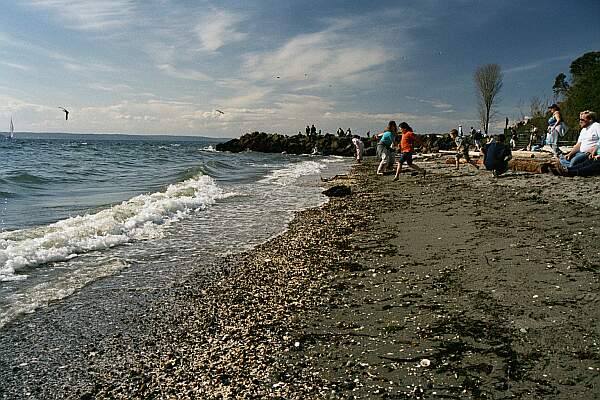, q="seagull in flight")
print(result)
[58,107,69,120]
[215,109,225,114]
